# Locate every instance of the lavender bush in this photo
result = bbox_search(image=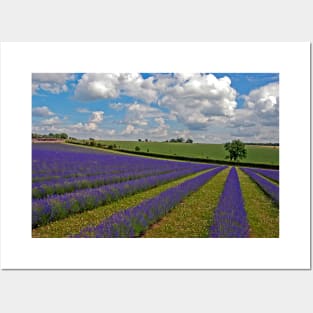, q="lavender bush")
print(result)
[249,167,279,183]
[209,167,249,238]
[32,164,213,228]
[33,143,207,182]
[240,167,279,204]
[73,166,227,237]
[32,166,198,199]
